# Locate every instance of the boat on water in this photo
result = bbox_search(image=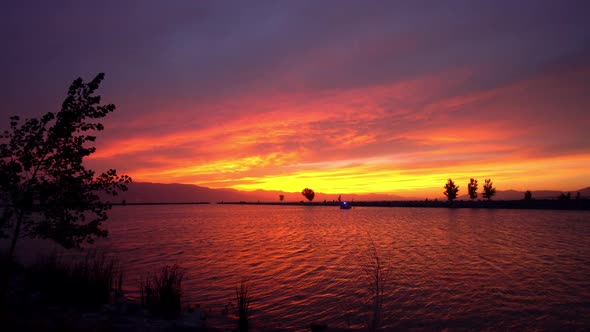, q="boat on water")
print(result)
[340,201,352,209]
